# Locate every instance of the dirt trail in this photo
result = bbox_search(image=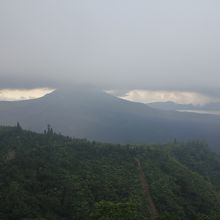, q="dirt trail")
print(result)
[135,158,159,220]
